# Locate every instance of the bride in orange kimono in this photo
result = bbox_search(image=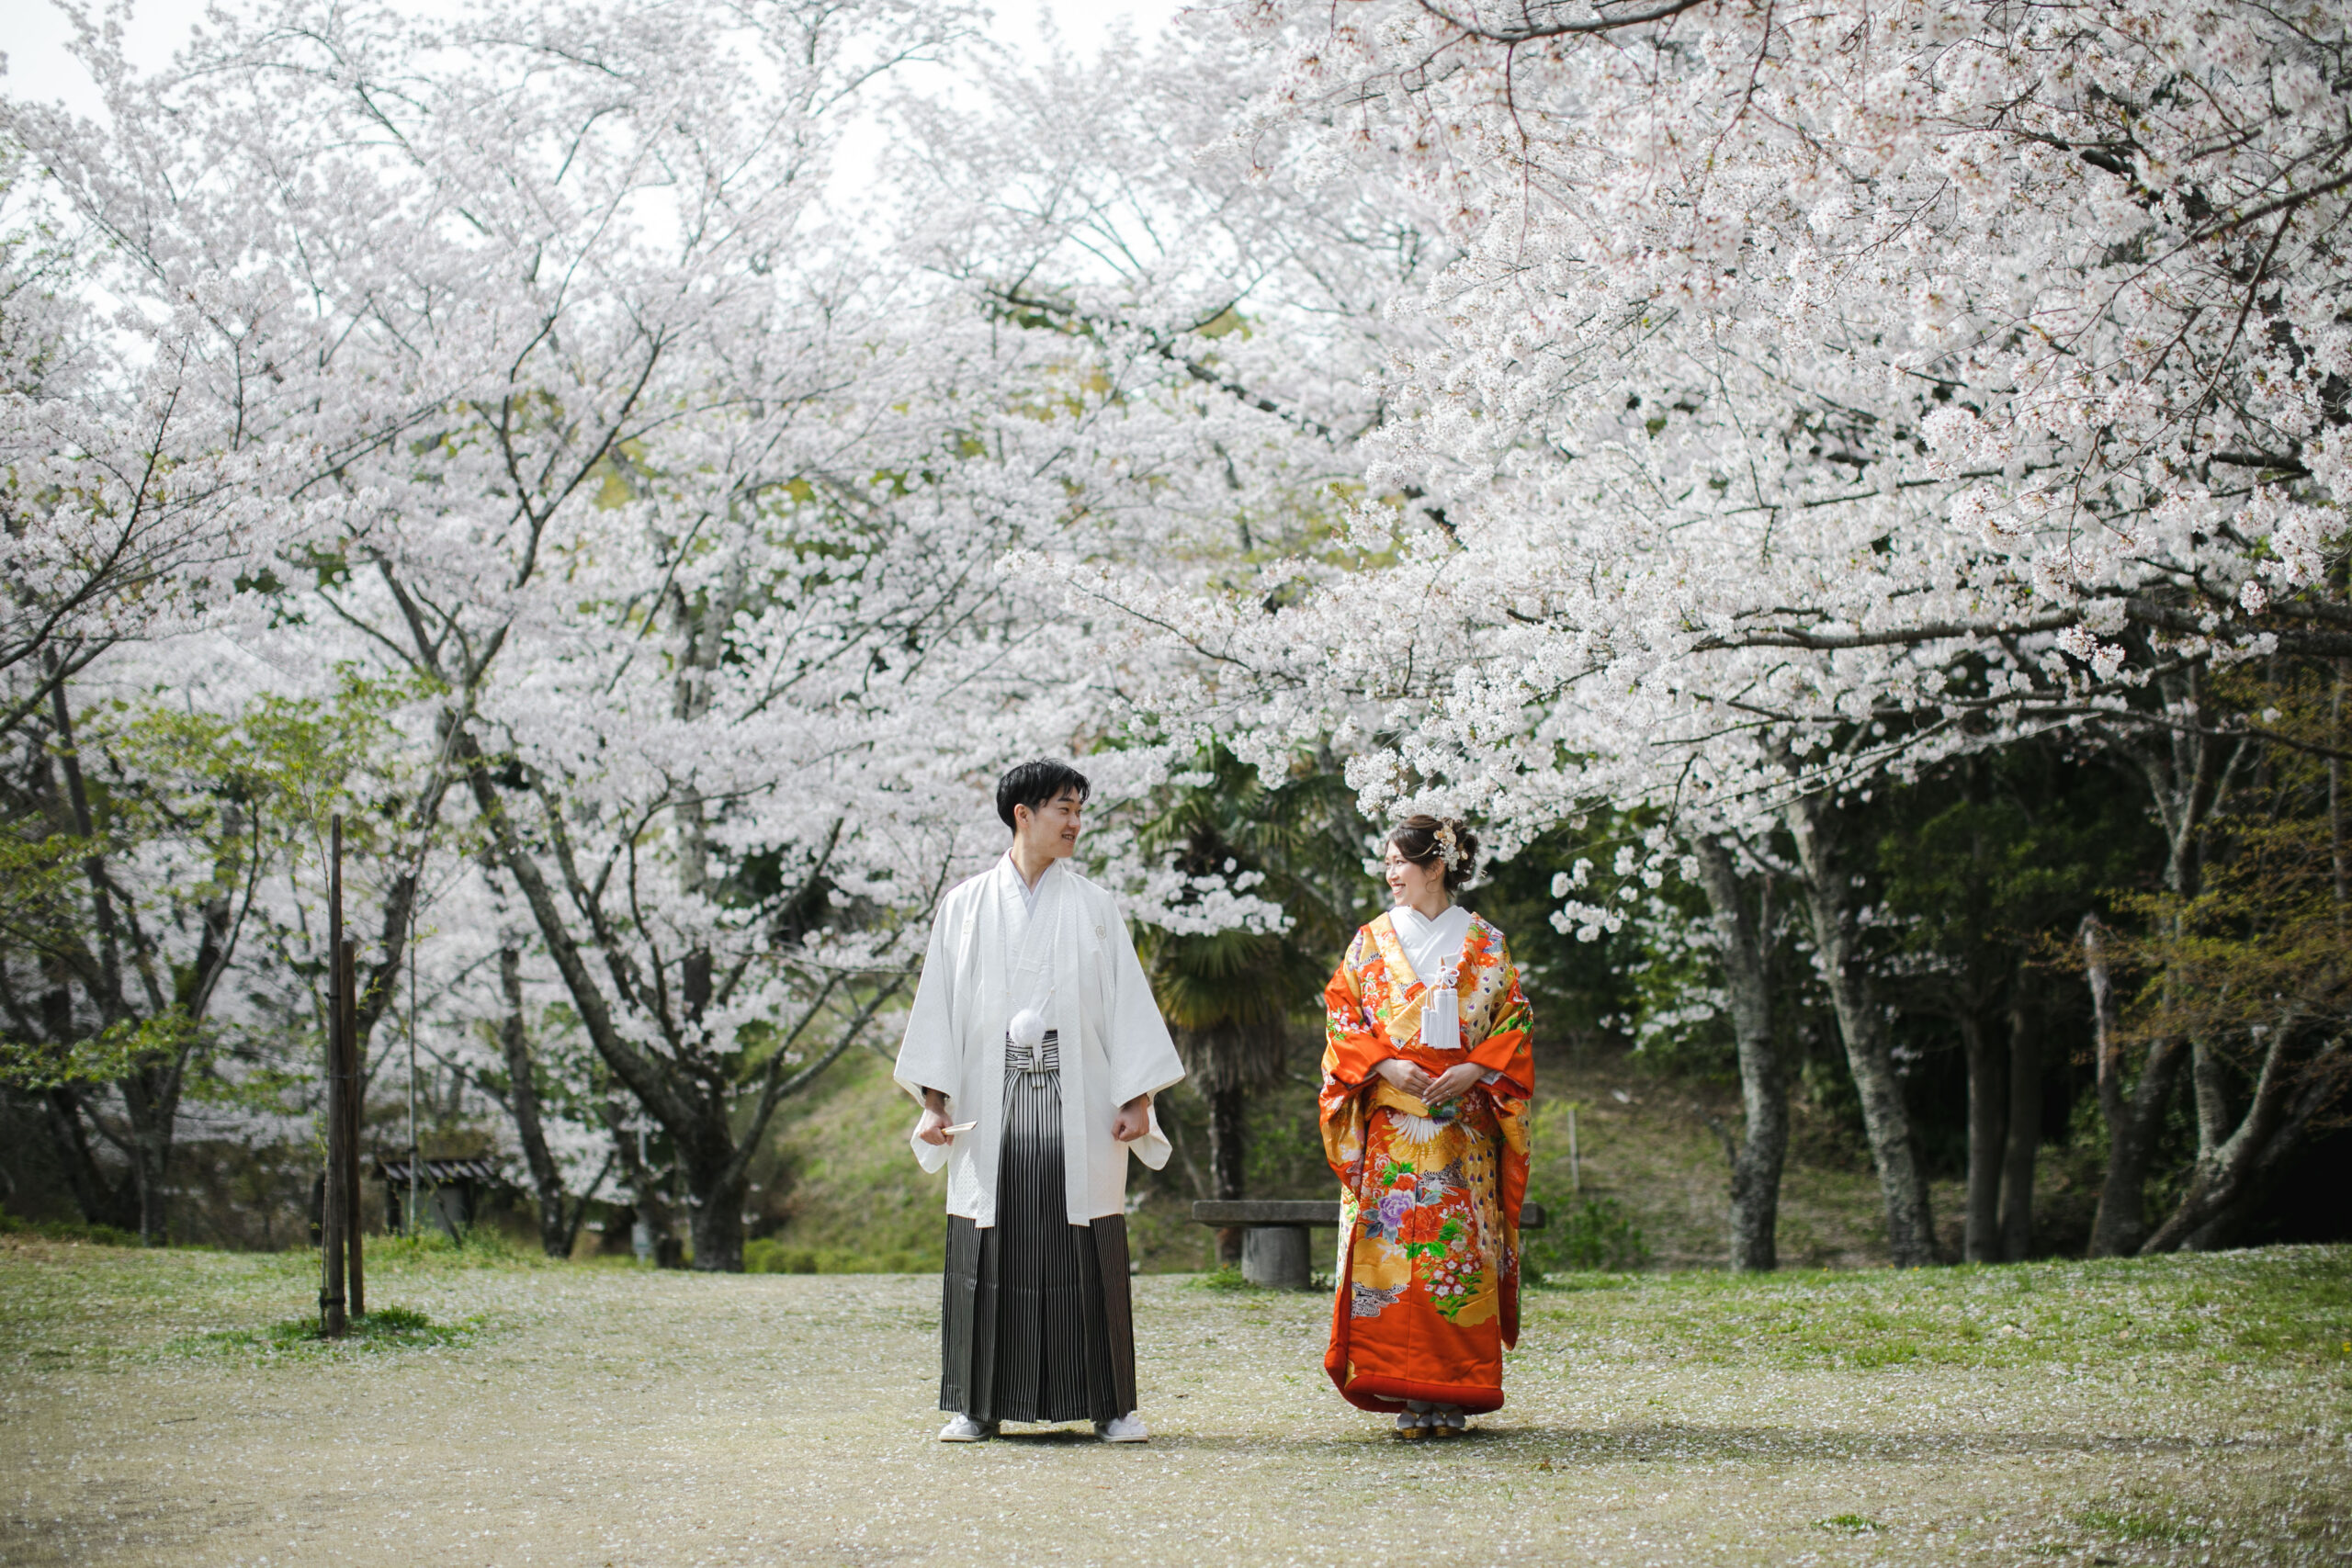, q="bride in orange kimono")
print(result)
[1319,816,1533,1438]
